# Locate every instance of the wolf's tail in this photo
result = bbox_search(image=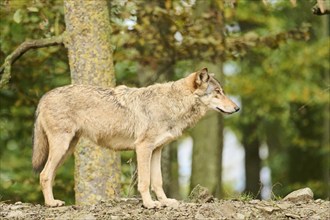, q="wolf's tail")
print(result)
[32,114,49,173]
